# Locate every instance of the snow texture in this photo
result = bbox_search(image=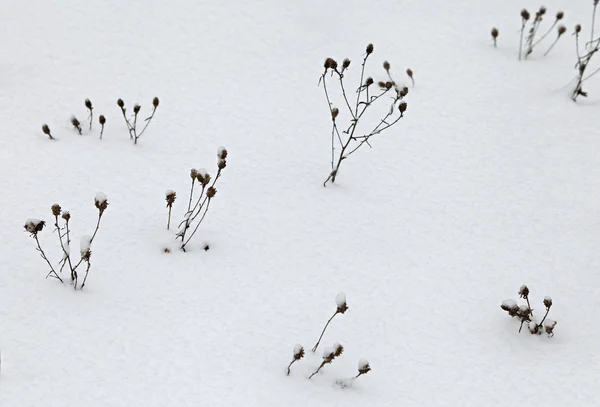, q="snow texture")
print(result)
[501,299,518,309]
[2,1,599,406]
